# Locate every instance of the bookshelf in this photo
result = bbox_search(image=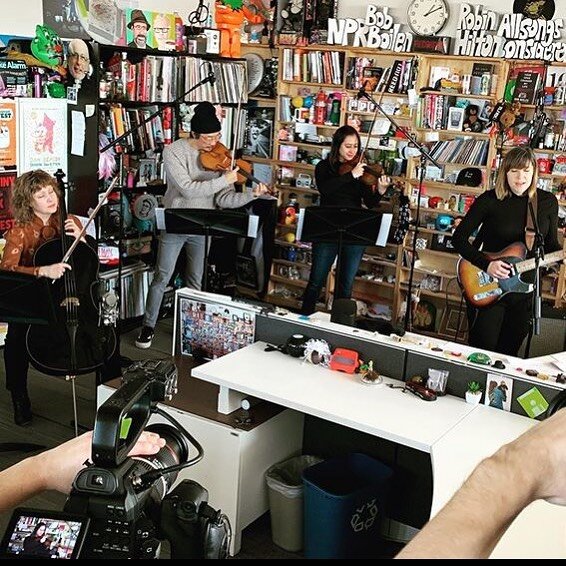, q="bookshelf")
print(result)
[264,45,566,339]
[95,43,250,318]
